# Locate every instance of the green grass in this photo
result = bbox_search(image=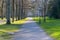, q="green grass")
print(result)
[0,18,28,32]
[33,17,60,40]
[0,24,21,40]
[0,18,28,40]
[0,24,21,32]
